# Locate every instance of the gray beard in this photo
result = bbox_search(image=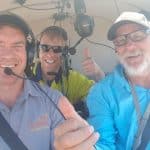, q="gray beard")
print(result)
[119,56,150,77]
